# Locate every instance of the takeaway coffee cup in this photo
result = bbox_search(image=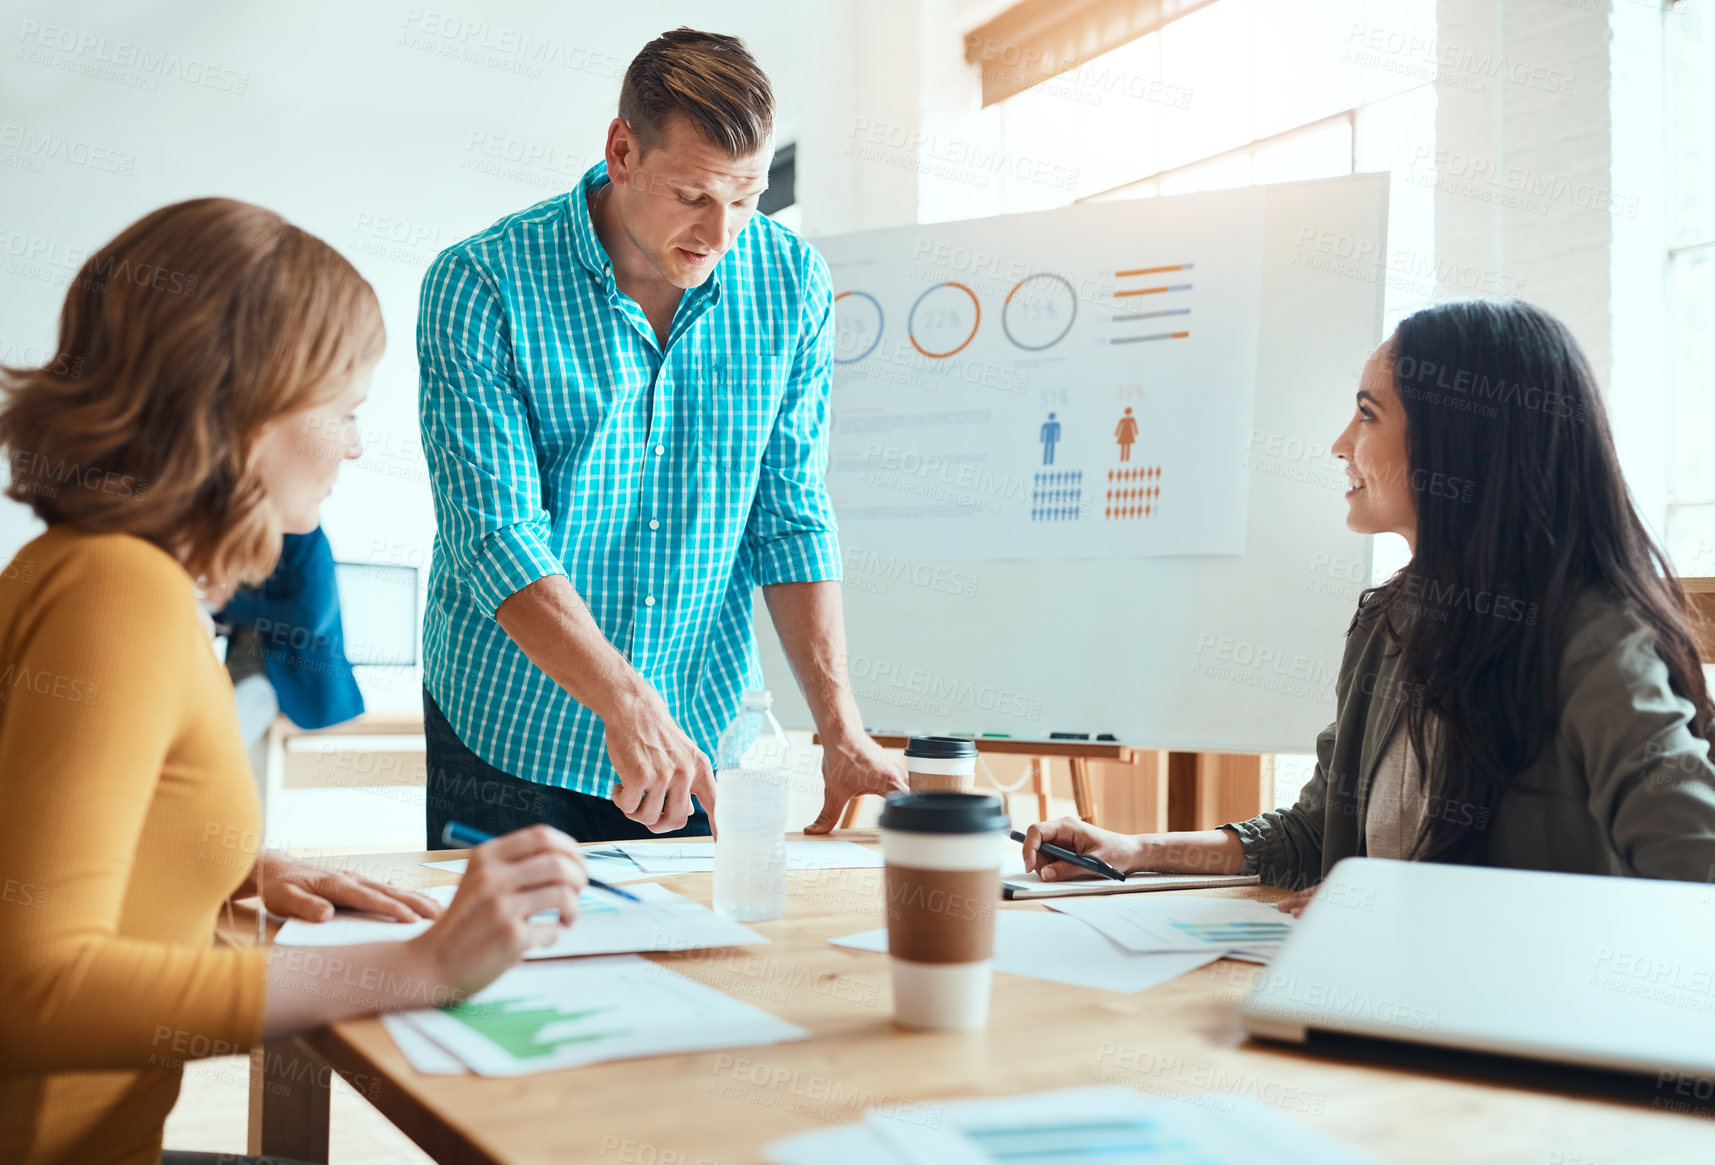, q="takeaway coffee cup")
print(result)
[904,736,979,794]
[879,791,1010,1030]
